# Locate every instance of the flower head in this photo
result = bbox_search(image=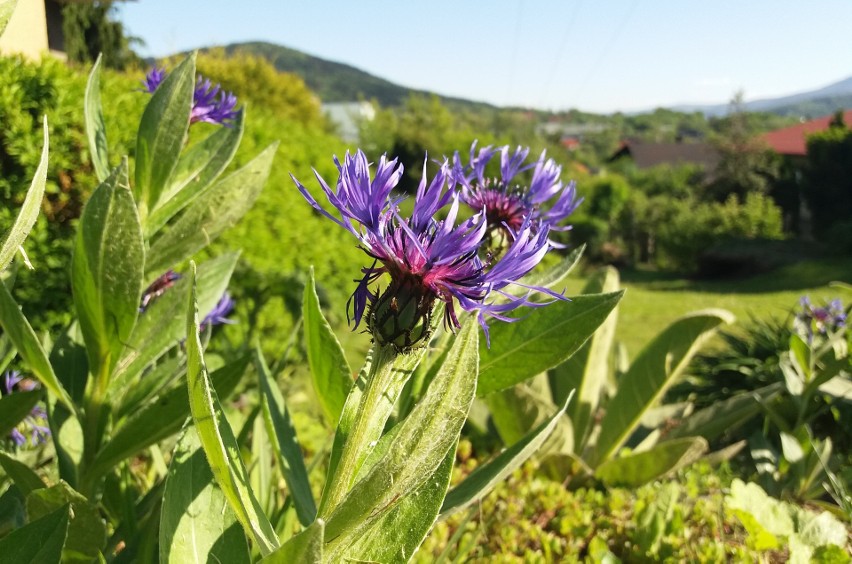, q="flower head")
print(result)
[795,296,847,343]
[452,142,582,253]
[293,150,566,350]
[2,371,50,447]
[201,293,236,330]
[142,67,239,126]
